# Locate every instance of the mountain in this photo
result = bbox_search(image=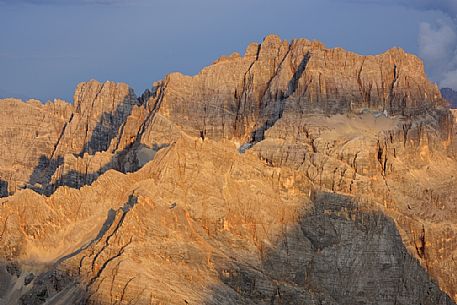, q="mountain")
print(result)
[1,35,457,305]
[441,87,457,108]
